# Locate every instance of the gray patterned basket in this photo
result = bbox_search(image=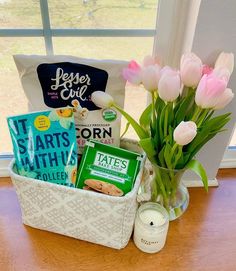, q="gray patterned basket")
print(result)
[9,139,145,249]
